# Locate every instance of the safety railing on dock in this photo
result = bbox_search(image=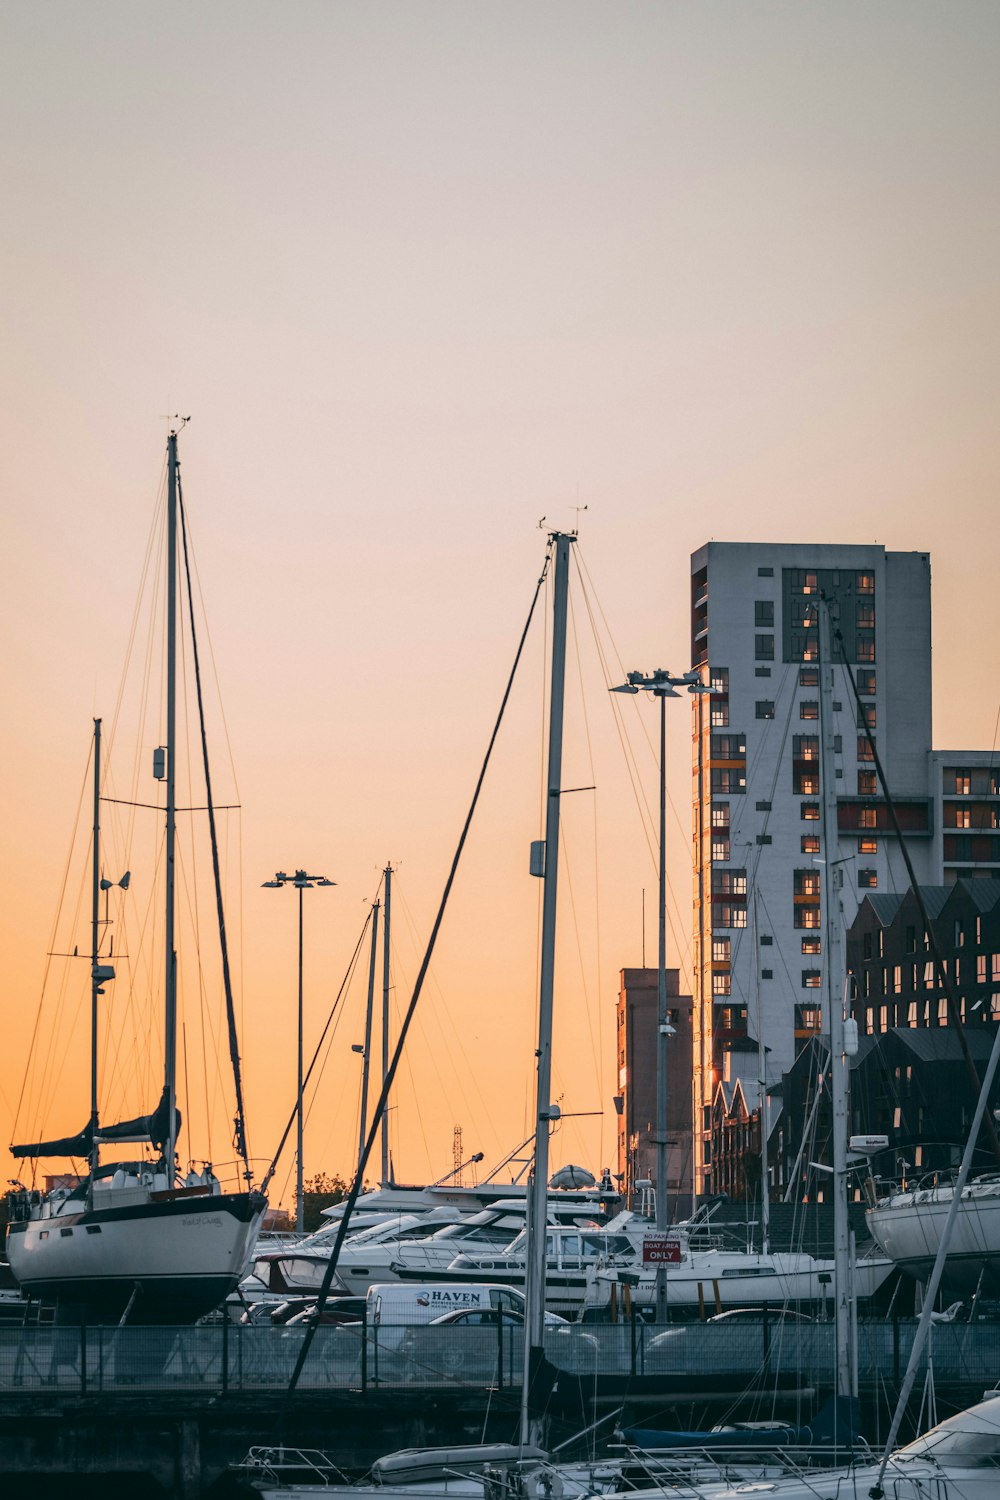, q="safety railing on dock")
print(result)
[1,1319,998,1395]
